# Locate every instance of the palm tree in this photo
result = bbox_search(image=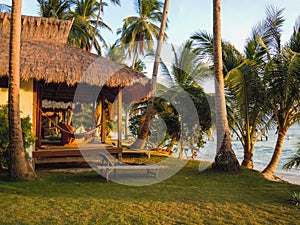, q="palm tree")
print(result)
[130,0,169,149]
[37,0,112,55]
[260,6,300,179]
[131,40,212,153]
[67,0,112,54]
[116,0,165,68]
[191,29,273,169]
[224,25,276,169]
[90,0,121,52]
[8,0,36,180]
[105,43,126,63]
[211,0,239,171]
[37,0,70,19]
[160,40,212,134]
